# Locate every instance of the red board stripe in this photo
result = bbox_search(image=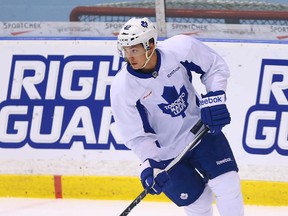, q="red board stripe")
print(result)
[54,175,63,199]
